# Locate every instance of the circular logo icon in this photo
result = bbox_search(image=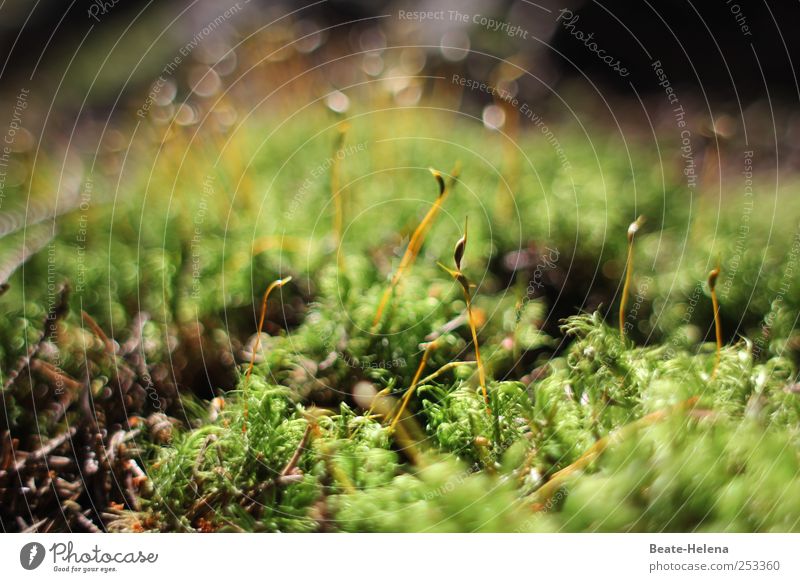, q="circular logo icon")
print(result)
[20,542,46,570]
